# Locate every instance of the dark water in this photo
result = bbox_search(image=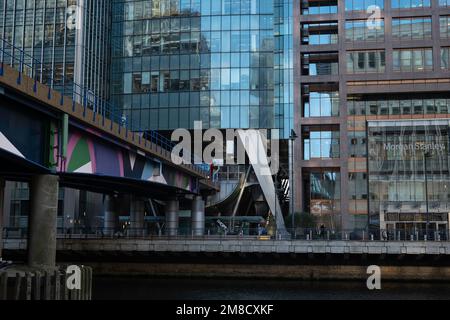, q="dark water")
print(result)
[93,277,450,300]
